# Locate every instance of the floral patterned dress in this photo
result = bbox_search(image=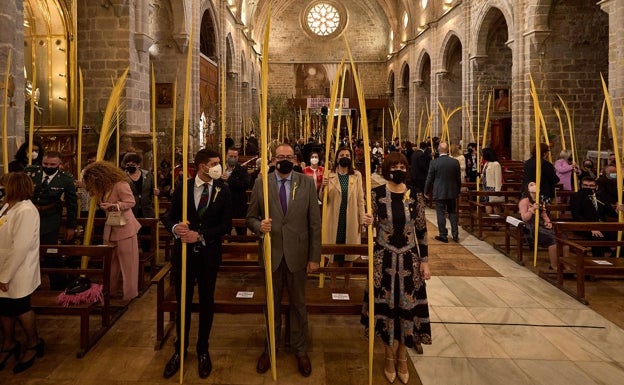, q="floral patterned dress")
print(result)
[361,185,432,348]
